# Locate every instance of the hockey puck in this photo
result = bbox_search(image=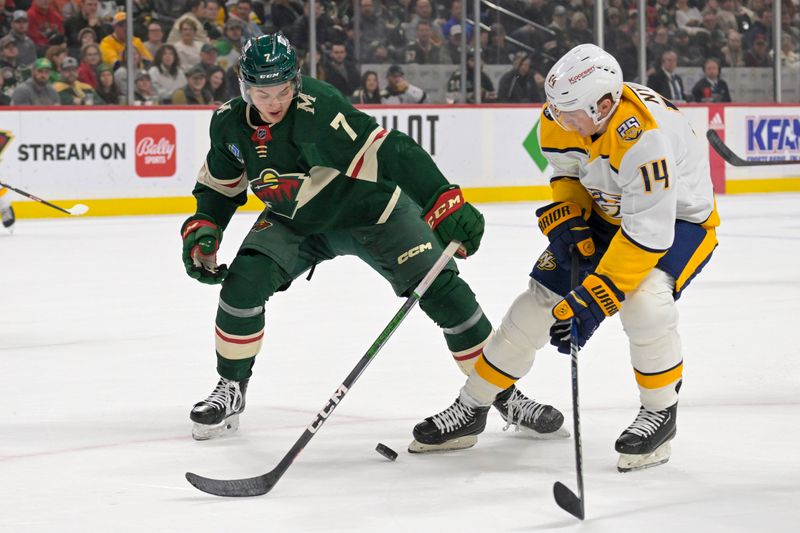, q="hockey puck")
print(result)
[376,443,398,461]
